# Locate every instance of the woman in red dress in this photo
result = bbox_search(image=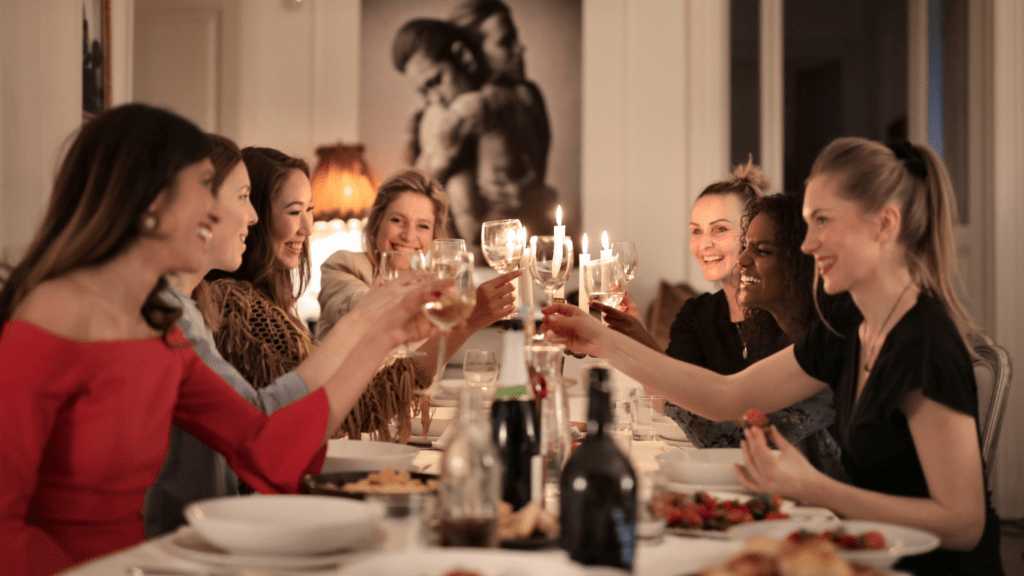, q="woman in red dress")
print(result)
[0,104,443,575]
